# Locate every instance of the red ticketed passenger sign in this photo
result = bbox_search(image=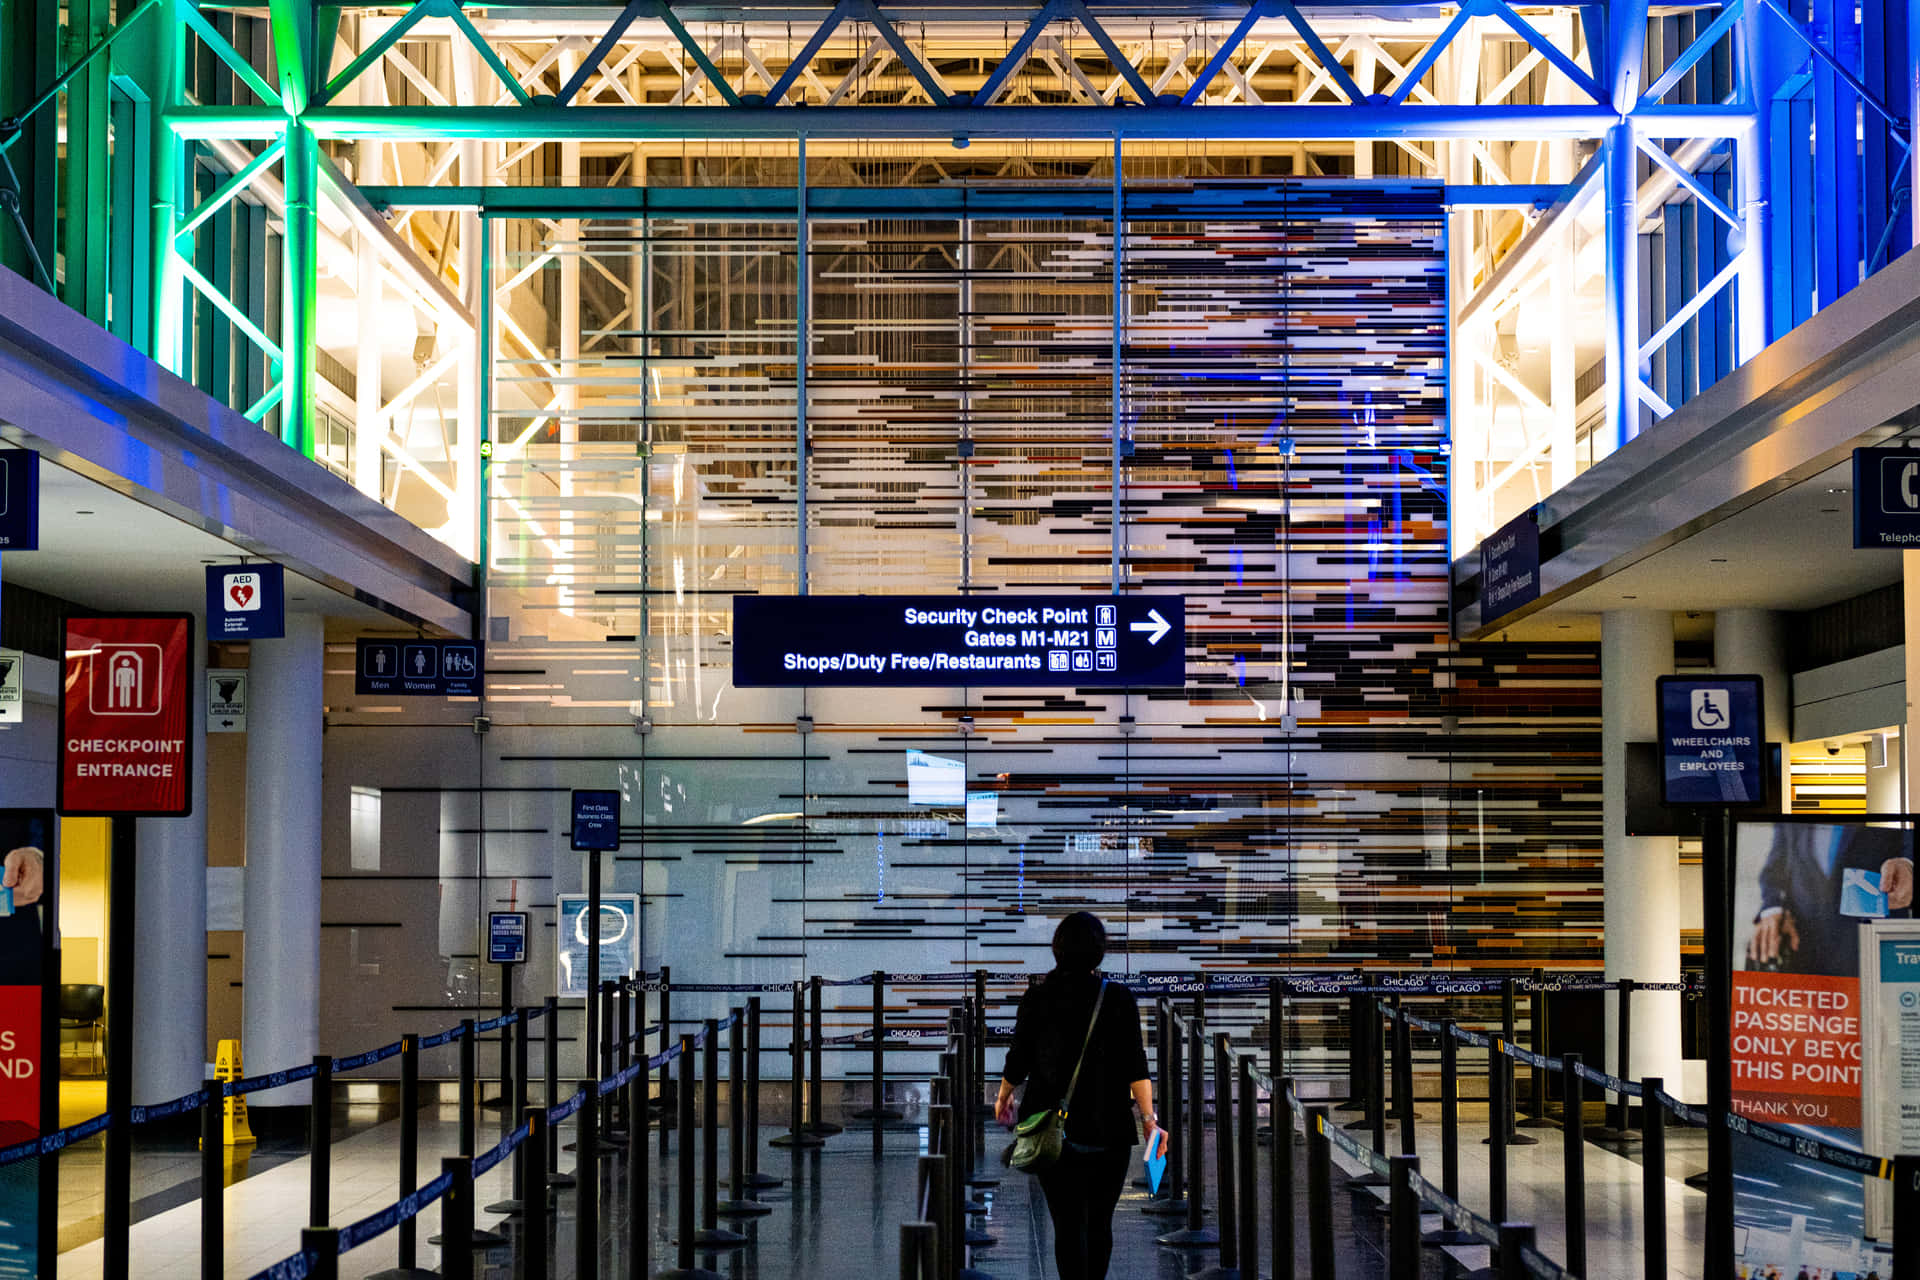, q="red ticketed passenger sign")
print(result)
[59,615,194,816]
